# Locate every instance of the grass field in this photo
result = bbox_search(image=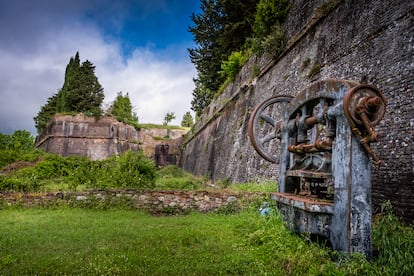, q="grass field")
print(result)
[0,208,336,275]
[1,207,413,275]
